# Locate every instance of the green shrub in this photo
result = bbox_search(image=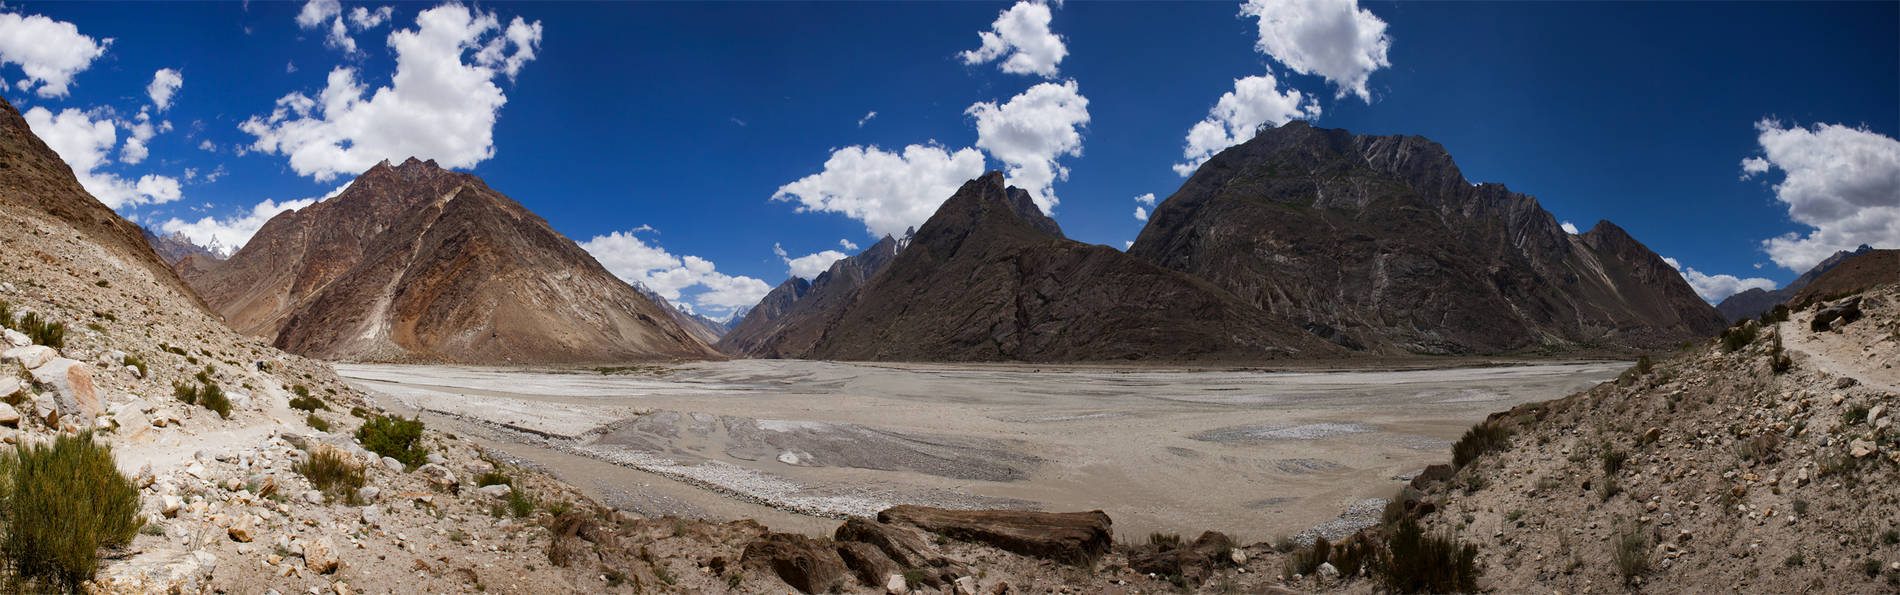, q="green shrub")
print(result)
[289,395,327,412]
[1600,446,1628,475]
[306,414,331,433]
[349,406,370,419]
[1147,533,1182,548]
[172,382,197,405]
[1452,421,1513,468]
[0,432,143,592]
[121,354,147,379]
[16,312,65,349]
[198,383,230,419]
[476,471,512,488]
[291,384,311,398]
[0,300,11,327]
[357,415,428,469]
[294,447,364,504]
[507,488,537,518]
[1721,322,1758,353]
[1369,516,1479,593]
